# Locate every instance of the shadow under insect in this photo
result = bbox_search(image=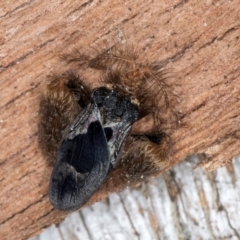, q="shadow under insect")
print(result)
[38,45,178,211]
